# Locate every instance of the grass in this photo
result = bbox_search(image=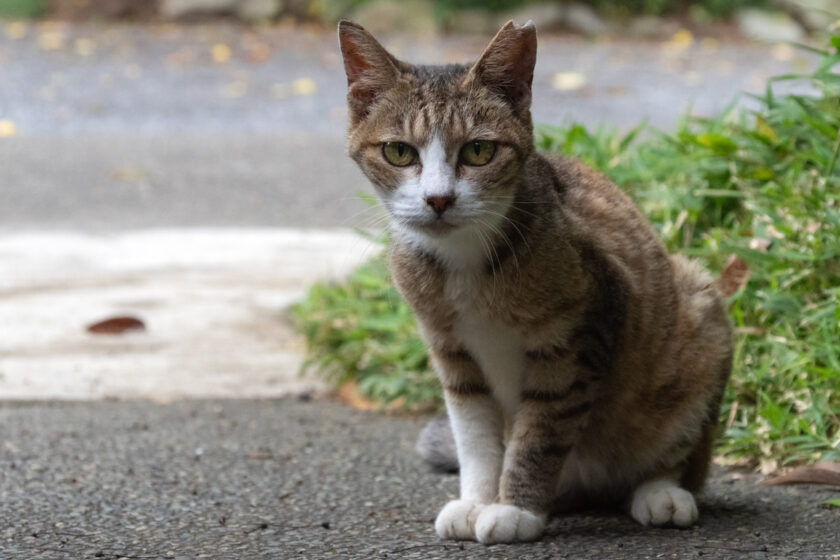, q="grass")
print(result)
[291,37,840,466]
[0,0,43,18]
